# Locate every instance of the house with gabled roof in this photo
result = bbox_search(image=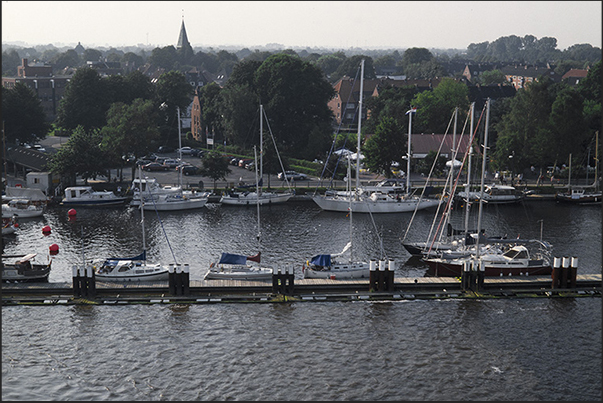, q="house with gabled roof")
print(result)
[562,68,589,86]
[500,64,561,90]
